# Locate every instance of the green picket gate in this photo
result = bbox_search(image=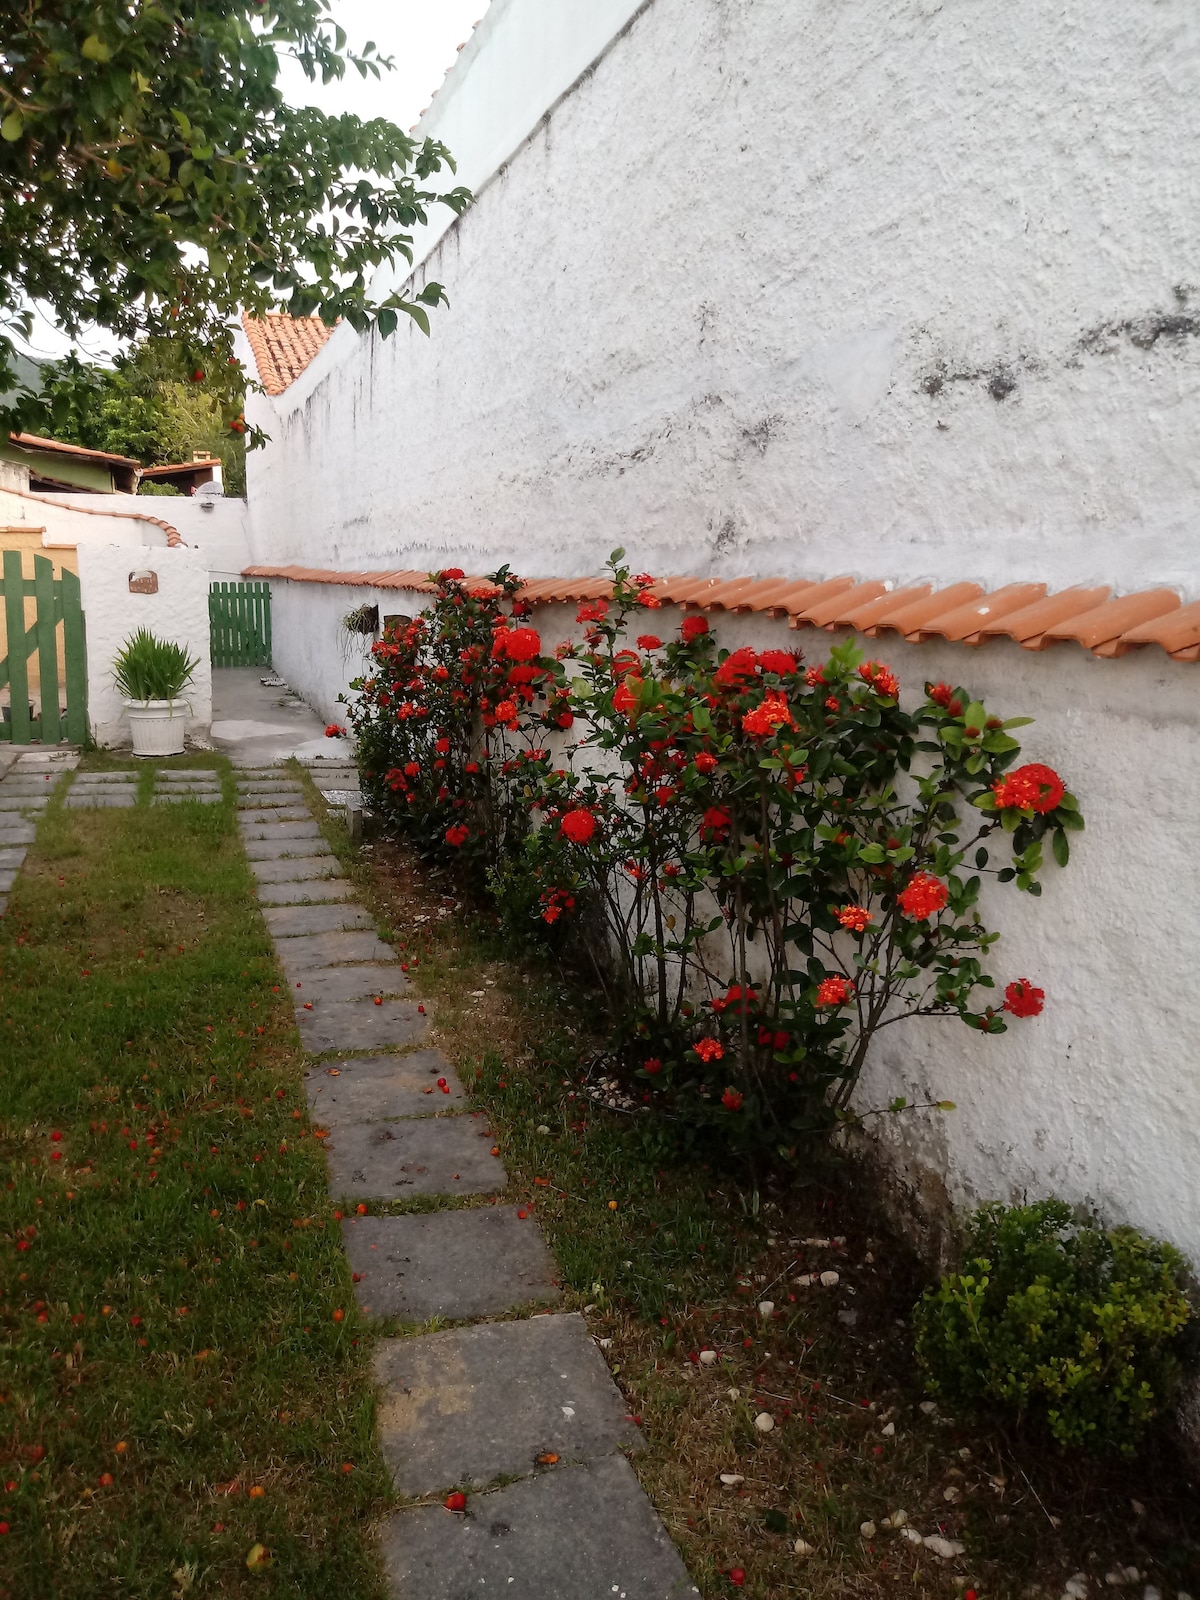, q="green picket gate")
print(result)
[209,580,272,668]
[0,549,88,744]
